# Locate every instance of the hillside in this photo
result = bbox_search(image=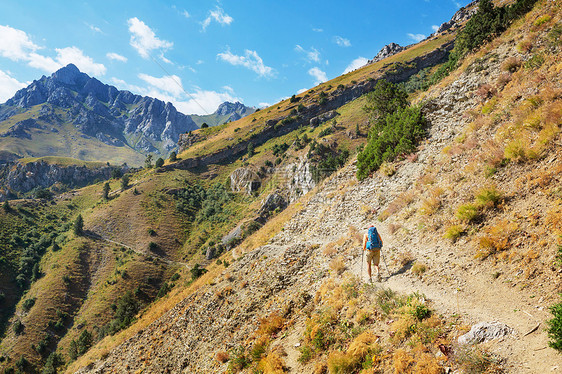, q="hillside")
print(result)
[0,0,561,373]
